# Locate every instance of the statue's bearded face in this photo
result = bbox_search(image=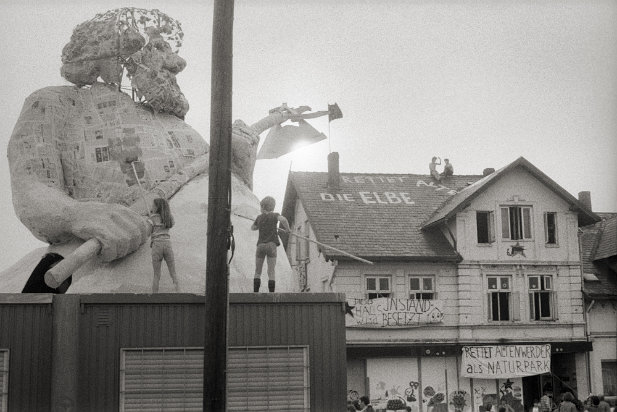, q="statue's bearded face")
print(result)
[127,31,189,118]
[60,11,189,118]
